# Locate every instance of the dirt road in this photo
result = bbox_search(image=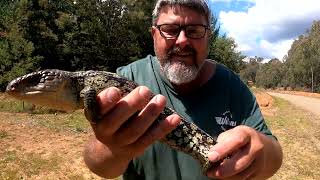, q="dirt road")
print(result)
[267,92,320,117]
